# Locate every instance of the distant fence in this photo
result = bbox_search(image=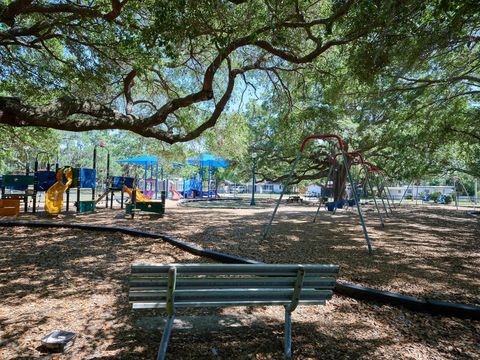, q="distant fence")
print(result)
[387,194,478,203]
